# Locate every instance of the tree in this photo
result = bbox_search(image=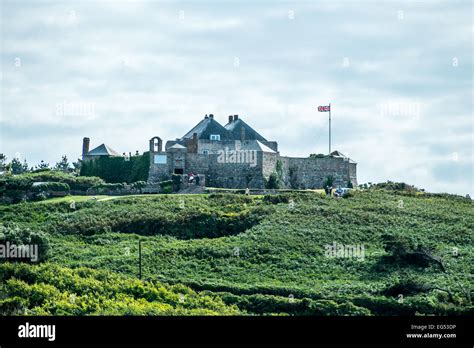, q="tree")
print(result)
[35,160,50,170]
[21,159,29,173]
[0,154,6,171]
[323,175,334,188]
[11,158,28,174]
[55,155,71,172]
